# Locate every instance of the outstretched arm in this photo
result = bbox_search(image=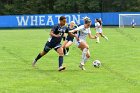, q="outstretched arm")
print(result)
[69,29,78,33]
[68,32,79,41]
[69,26,83,40]
[88,33,96,39]
[69,25,83,33]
